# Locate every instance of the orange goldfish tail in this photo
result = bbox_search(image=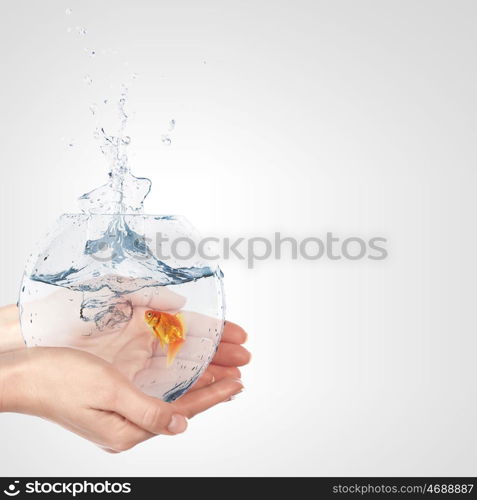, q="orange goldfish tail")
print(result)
[167,338,185,367]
